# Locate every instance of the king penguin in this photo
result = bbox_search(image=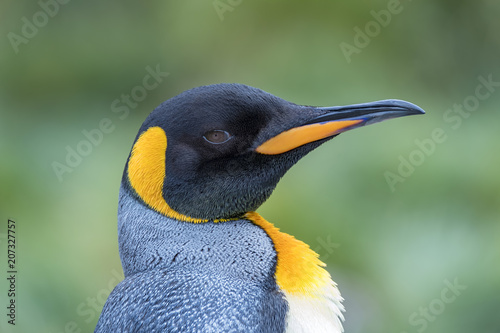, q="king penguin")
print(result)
[95,83,424,333]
